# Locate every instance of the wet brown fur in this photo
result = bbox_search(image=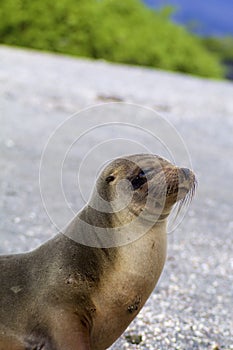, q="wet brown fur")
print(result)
[0,154,196,350]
